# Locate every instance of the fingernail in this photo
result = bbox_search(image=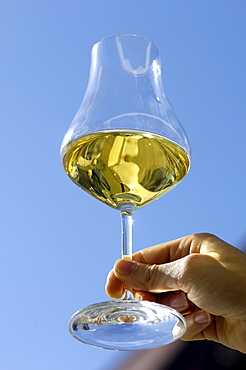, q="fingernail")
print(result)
[115,259,136,276]
[194,311,211,324]
[135,294,143,301]
[172,321,186,339]
[170,292,188,308]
